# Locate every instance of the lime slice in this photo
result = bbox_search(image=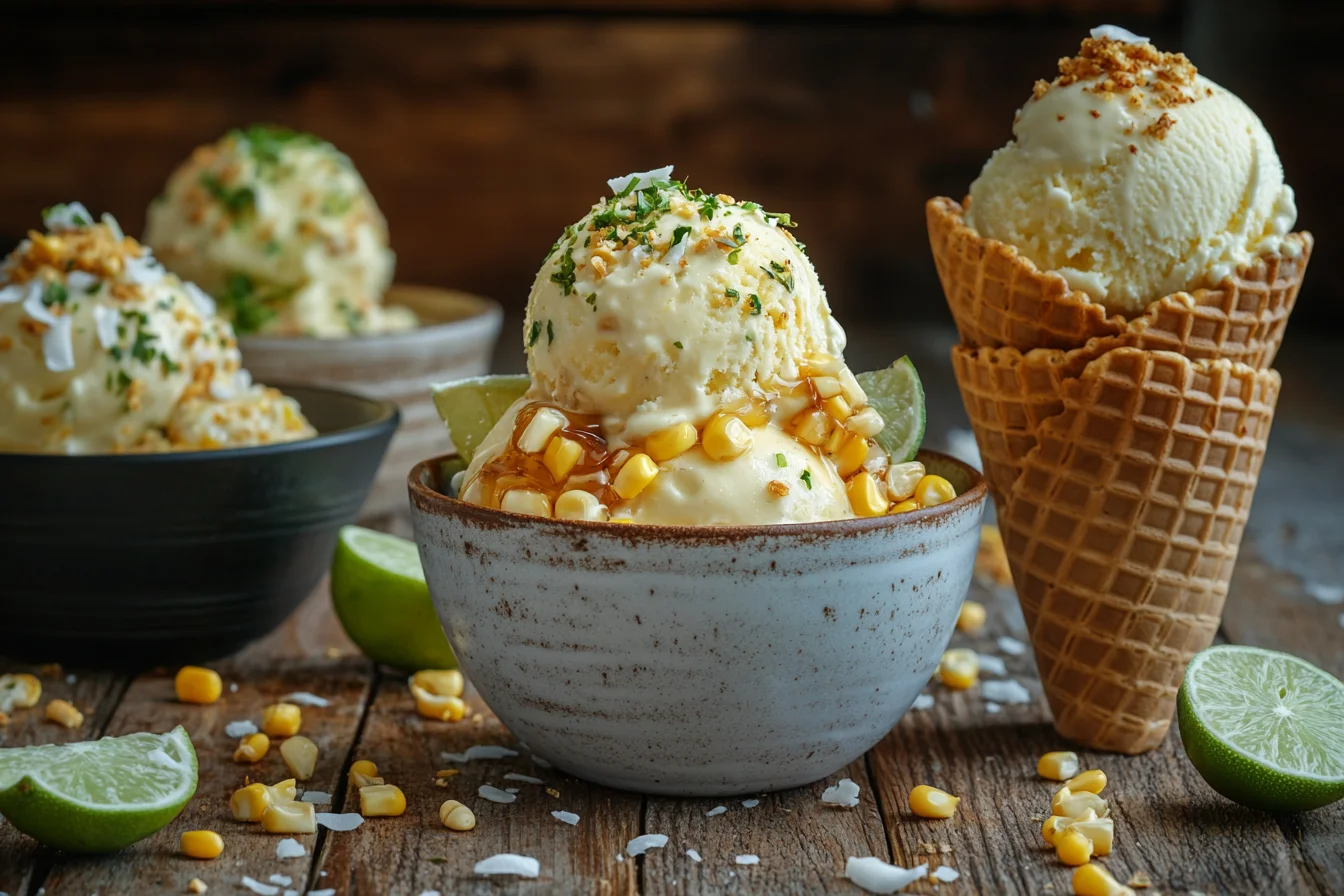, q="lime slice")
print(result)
[856,356,926,464]
[431,374,529,465]
[331,525,456,672]
[0,726,197,853]
[1178,645,1344,812]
